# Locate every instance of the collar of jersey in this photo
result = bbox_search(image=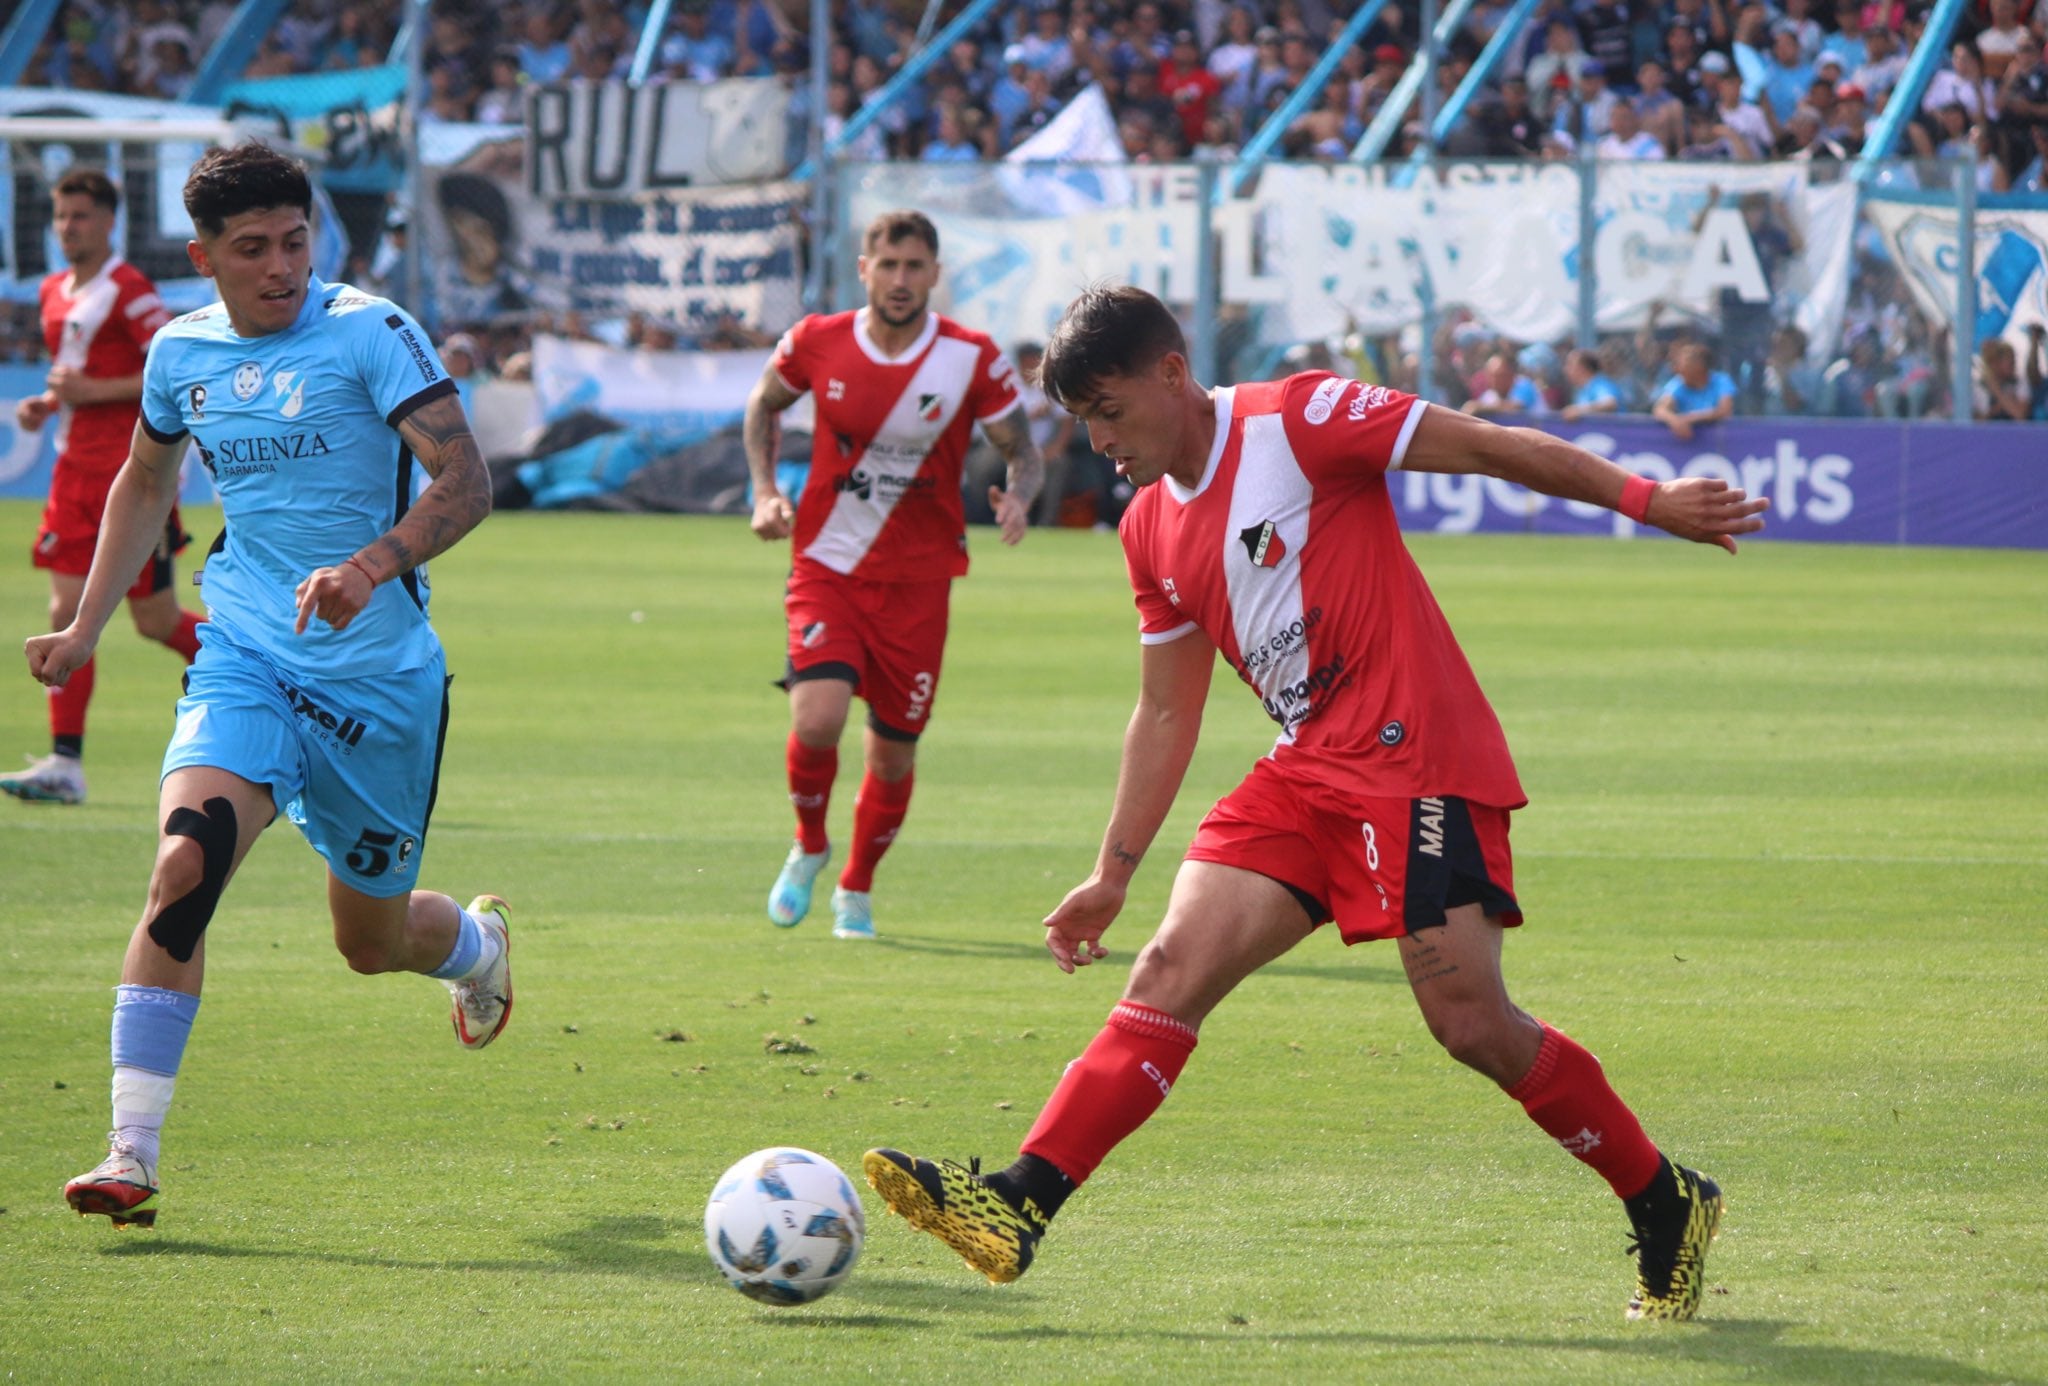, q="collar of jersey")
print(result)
[65,254,125,296]
[1163,387,1234,506]
[852,307,936,365]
